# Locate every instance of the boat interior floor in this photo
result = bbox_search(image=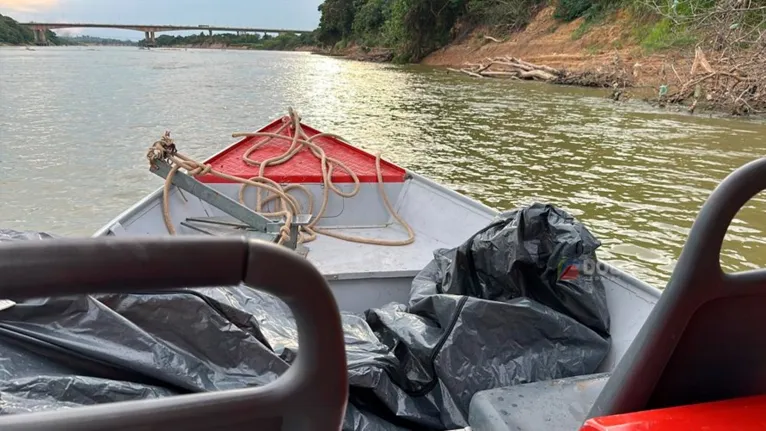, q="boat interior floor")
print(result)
[304,224,449,280]
[179,216,449,282]
[468,373,612,431]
